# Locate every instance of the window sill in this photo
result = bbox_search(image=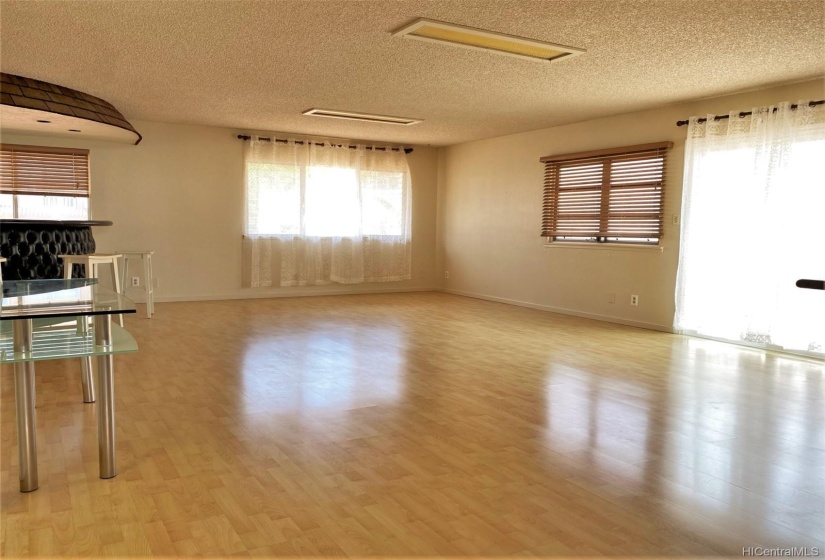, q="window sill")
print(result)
[543,242,665,252]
